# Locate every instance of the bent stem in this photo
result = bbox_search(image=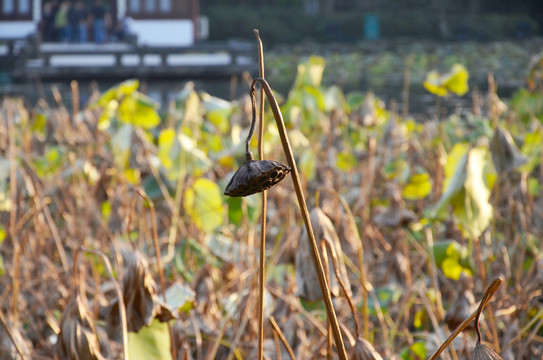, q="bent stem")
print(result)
[251,77,348,360]
[427,277,503,360]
